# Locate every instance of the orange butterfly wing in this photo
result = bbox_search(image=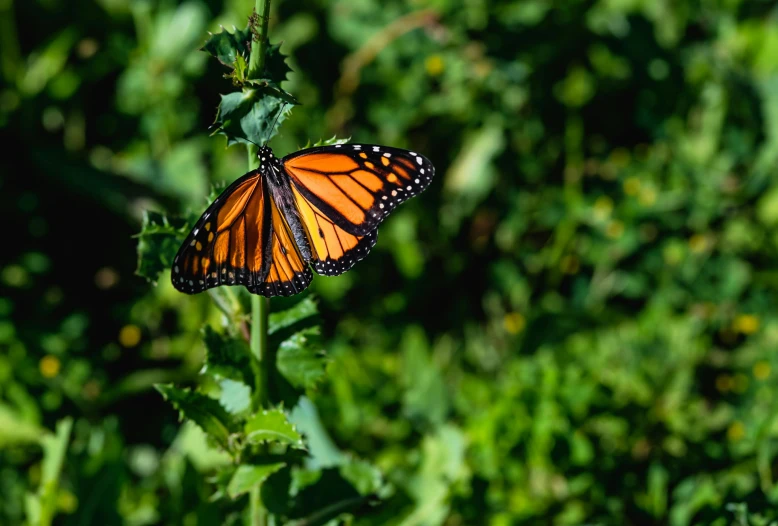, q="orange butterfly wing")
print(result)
[282,144,434,275]
[171,171,312,296]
